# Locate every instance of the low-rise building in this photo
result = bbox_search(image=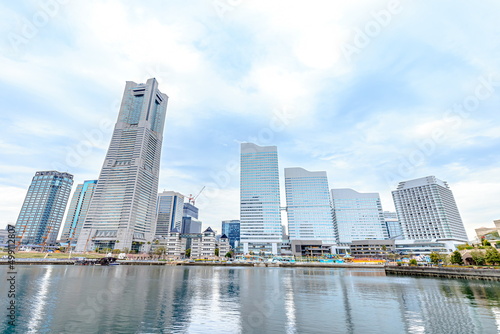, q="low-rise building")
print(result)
[291,240,331,257]
[191,227,216,258]
[153,227,229,259]
[350,240,395,258]
[350,239,462,258]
